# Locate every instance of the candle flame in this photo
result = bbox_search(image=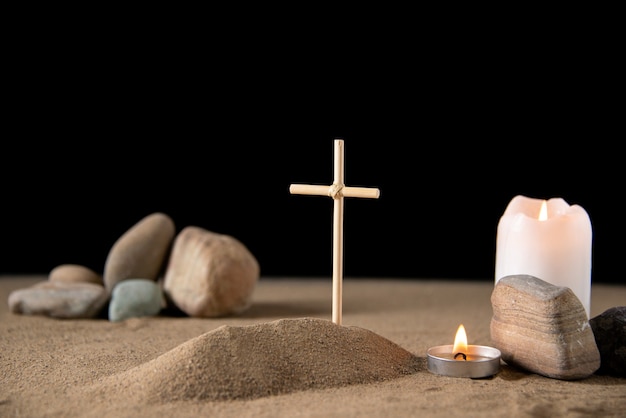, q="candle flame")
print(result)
[538,200,548,221]
[452,324,468,355]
